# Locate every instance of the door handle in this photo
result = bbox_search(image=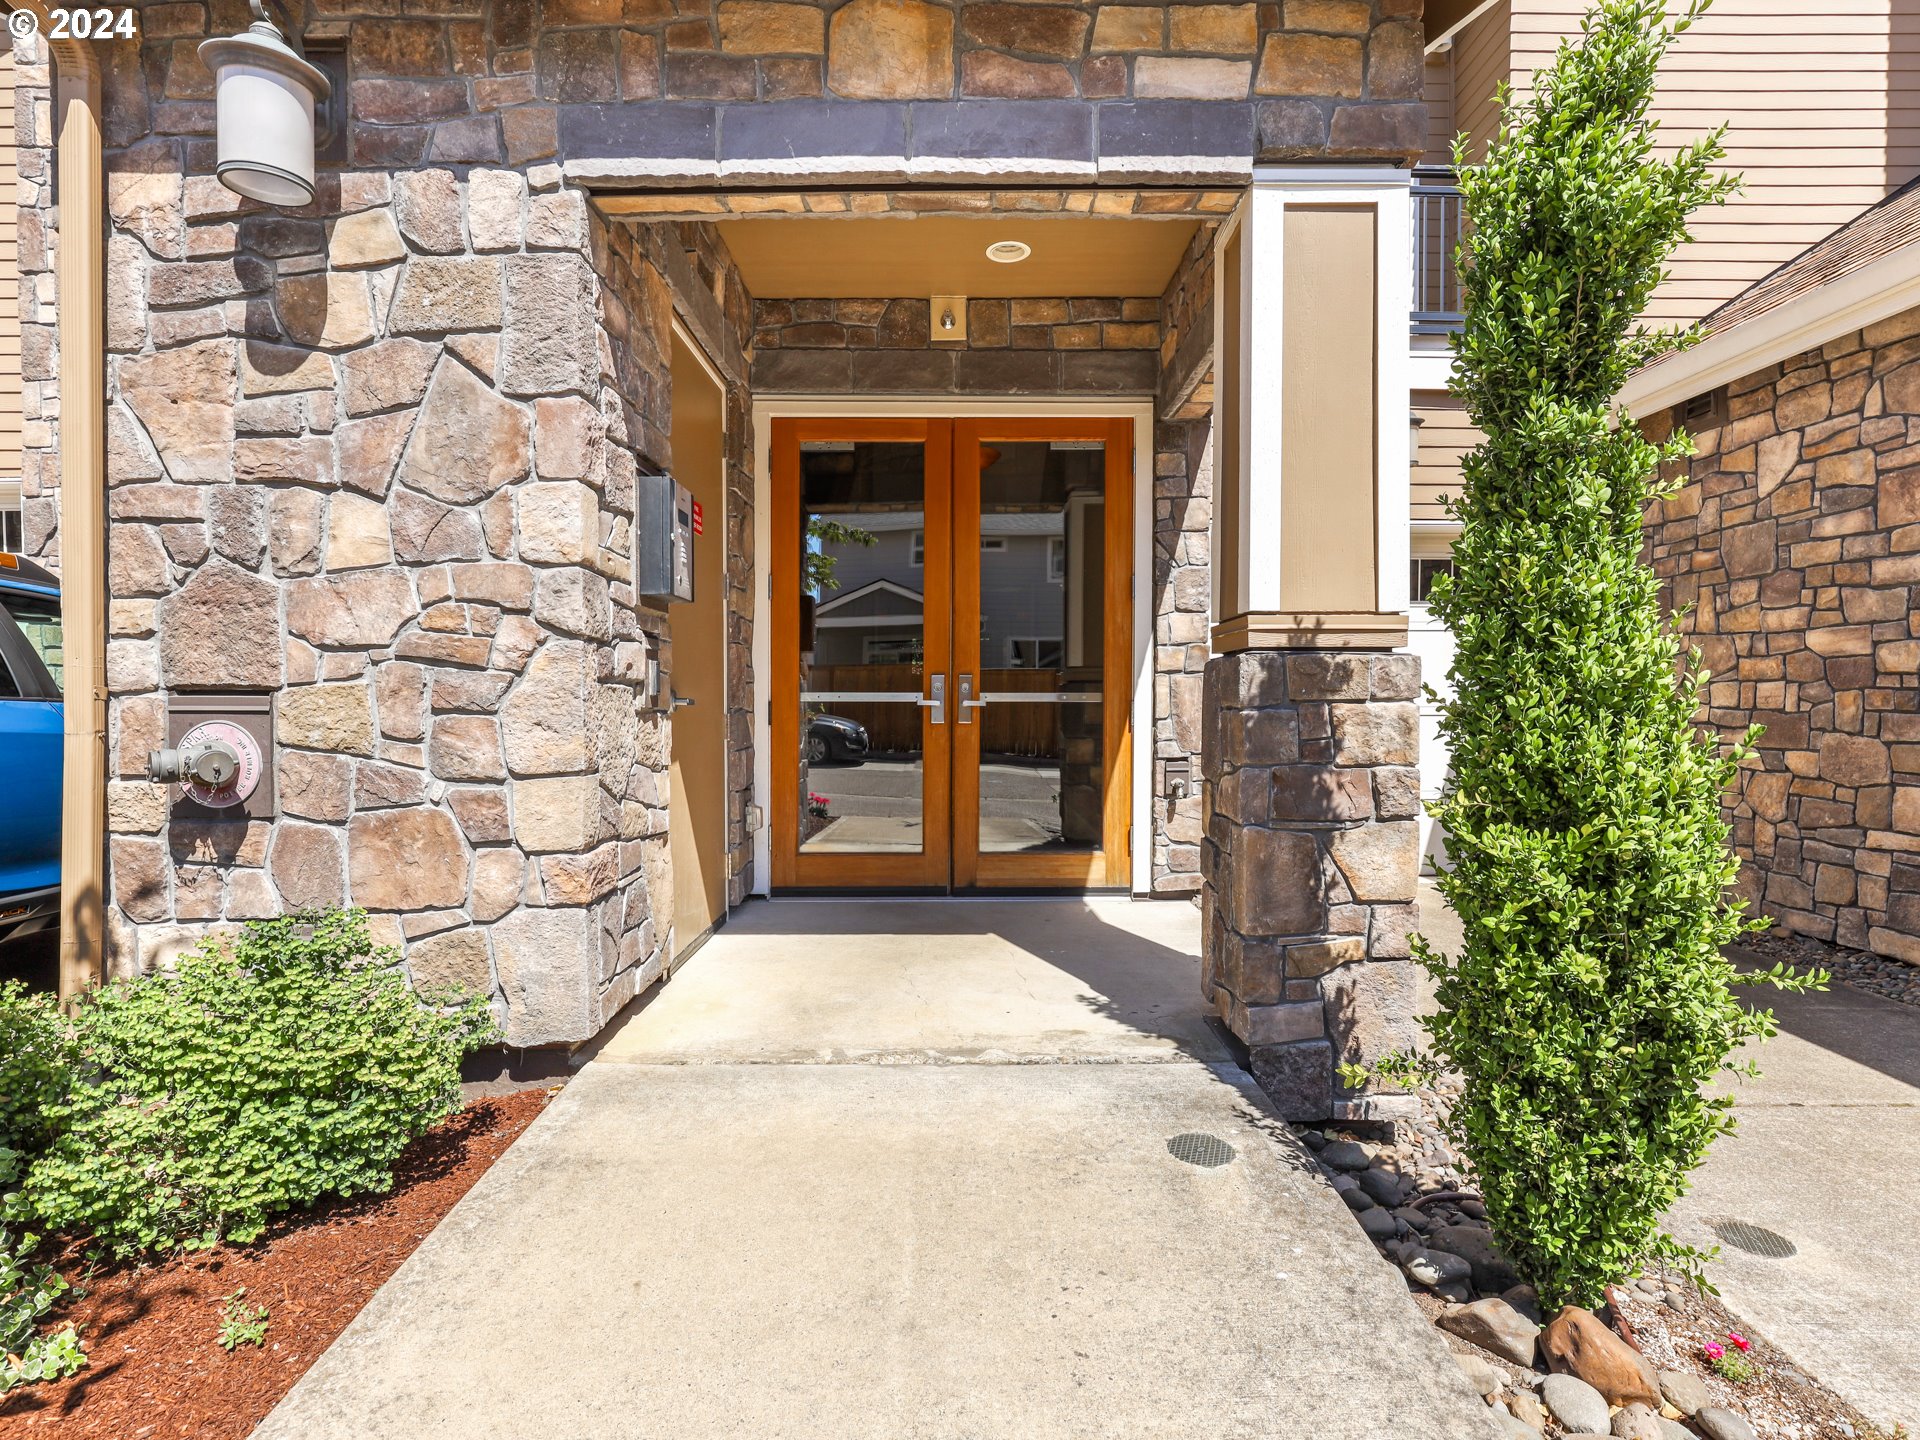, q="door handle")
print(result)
[917,673,946,725]
[957,673,986,724]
